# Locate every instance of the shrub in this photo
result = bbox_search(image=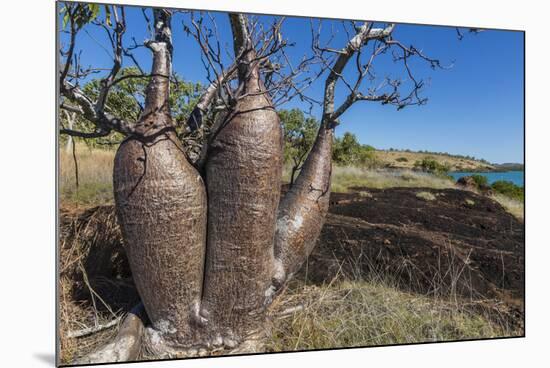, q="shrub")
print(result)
[471,174,489,188]
[333,132,379,168]
[280,109,319,164]
[396,157,408,162]
[491,180,524,201]
[413,157,450,175]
